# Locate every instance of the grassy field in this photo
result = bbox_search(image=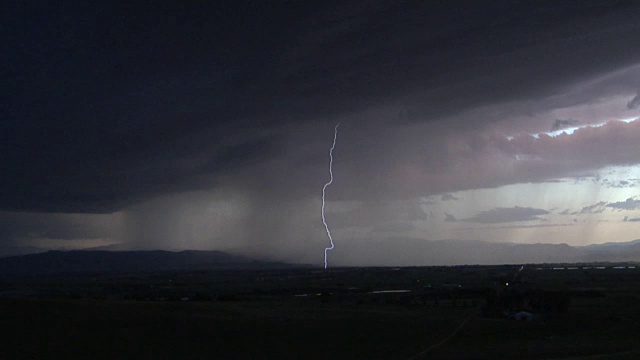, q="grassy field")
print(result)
[1,264,639,359]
